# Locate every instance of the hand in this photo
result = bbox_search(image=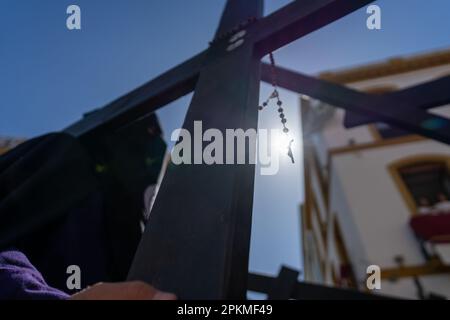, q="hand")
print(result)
[70,281,177,300]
